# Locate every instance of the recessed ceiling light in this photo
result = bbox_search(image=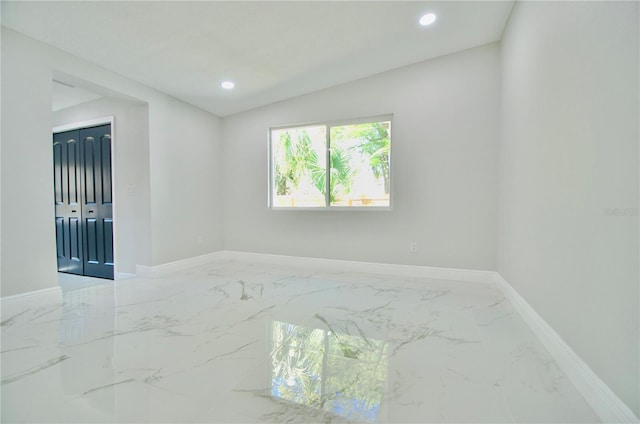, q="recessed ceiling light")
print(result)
[220,81,235,90]
[419,13,437,26]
